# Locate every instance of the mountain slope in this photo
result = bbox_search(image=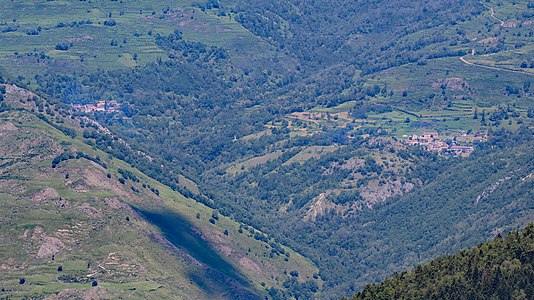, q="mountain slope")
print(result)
[0,0,533,298]
[0,84,320,299]
[348,223,534,300]
[260,125,532,296]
